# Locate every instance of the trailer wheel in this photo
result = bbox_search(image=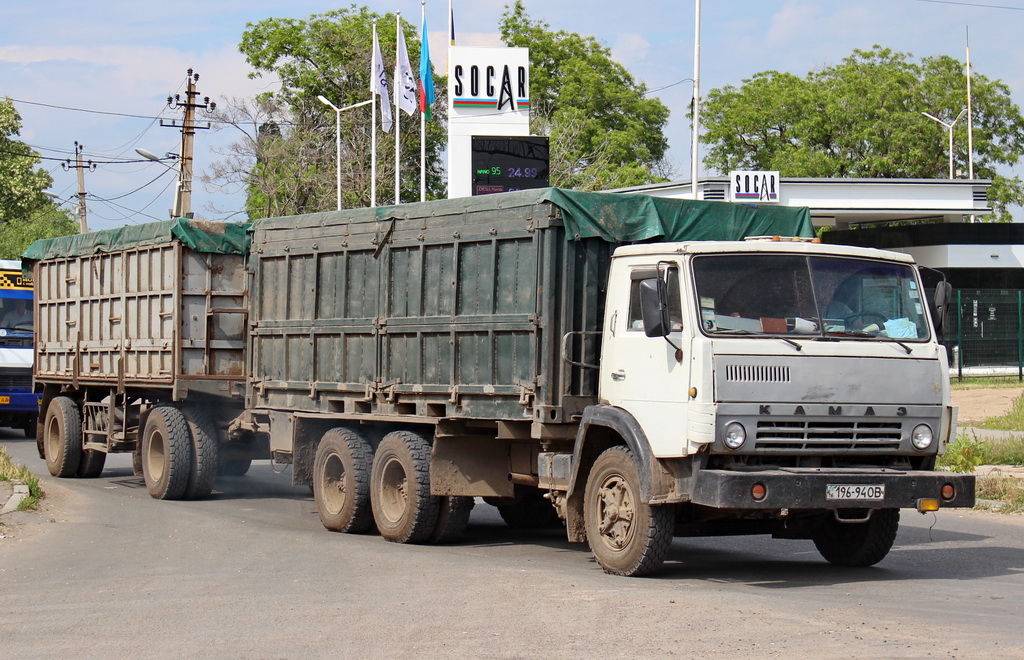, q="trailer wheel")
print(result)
[429,496,475,544]
[370,431,439,544]
[181,406,219,500]
[313,428,373,533]
[584,446,673,577]
[142,406,192,500]
[77,448,107,478]
[43,396,82,478]
[813,509,900,567]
